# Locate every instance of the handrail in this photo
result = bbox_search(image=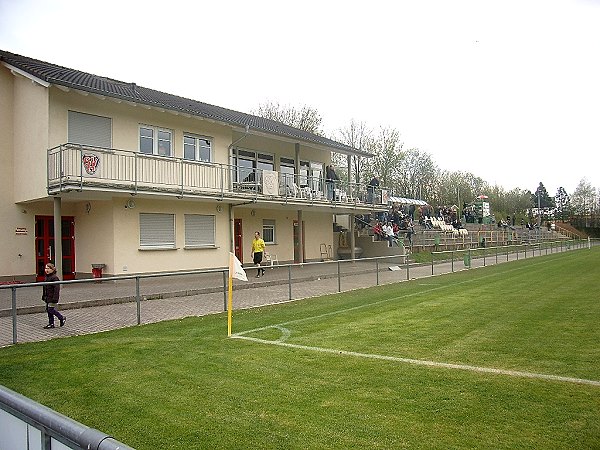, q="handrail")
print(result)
[47,143,392,208]
[0,384,134,450]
